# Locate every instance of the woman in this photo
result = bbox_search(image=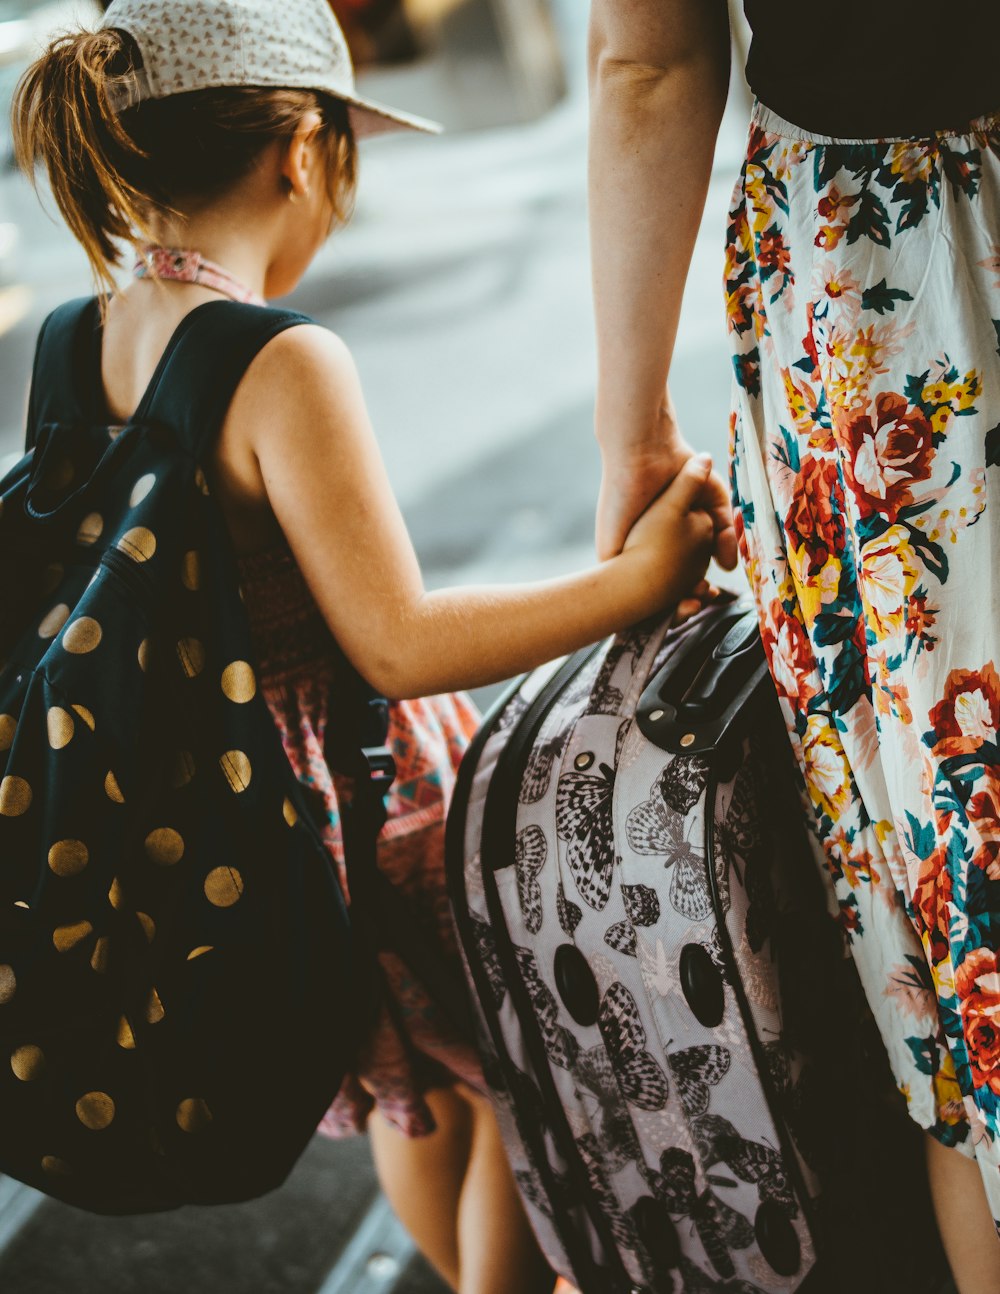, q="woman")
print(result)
[587,2,1000,1290]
